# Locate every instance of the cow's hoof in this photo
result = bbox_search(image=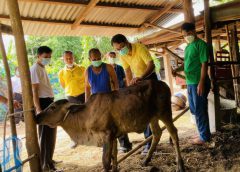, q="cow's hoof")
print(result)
[177,159,185,172]
[142,158,150,167]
